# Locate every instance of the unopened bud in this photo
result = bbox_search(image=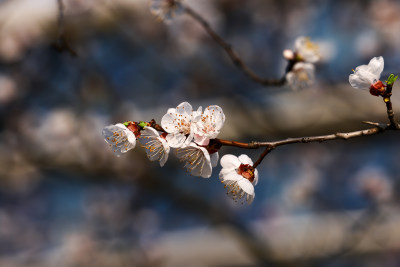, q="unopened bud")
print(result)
[369,80,386,97]
[283,49,295,60]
